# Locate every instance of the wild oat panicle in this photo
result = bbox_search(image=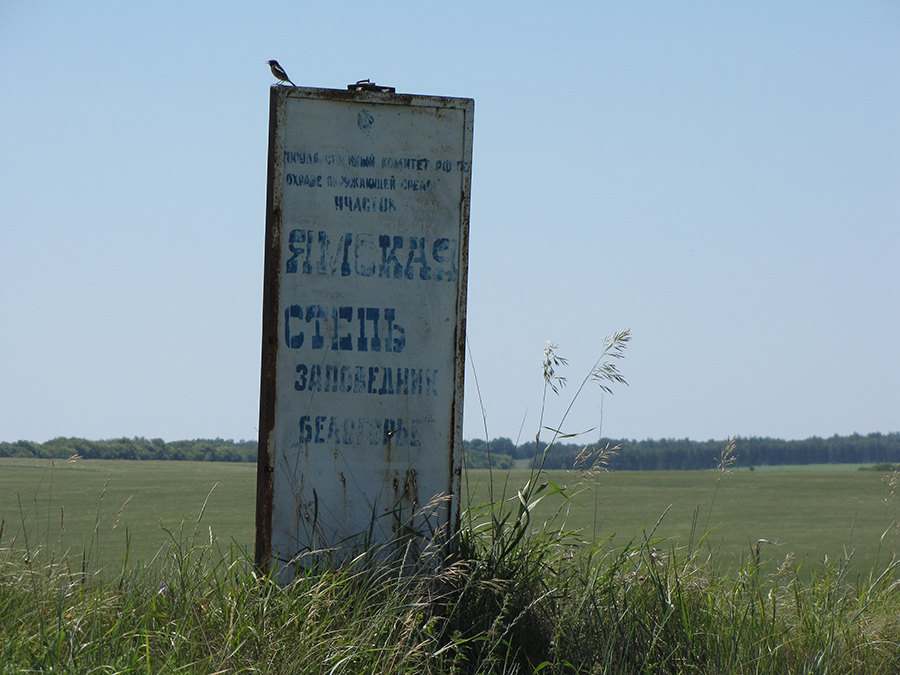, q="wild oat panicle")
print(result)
[716,436,738,474]
[541,341,568,394]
